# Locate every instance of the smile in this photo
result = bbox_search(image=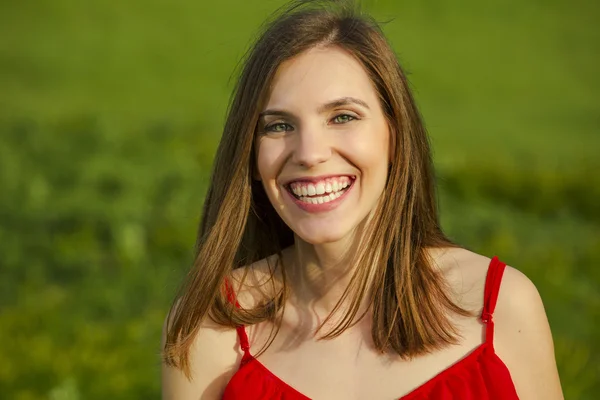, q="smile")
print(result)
[285,175,355,205]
